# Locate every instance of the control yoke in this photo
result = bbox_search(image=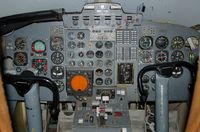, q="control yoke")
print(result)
[137,61,196,102]
[4,70,60,118]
